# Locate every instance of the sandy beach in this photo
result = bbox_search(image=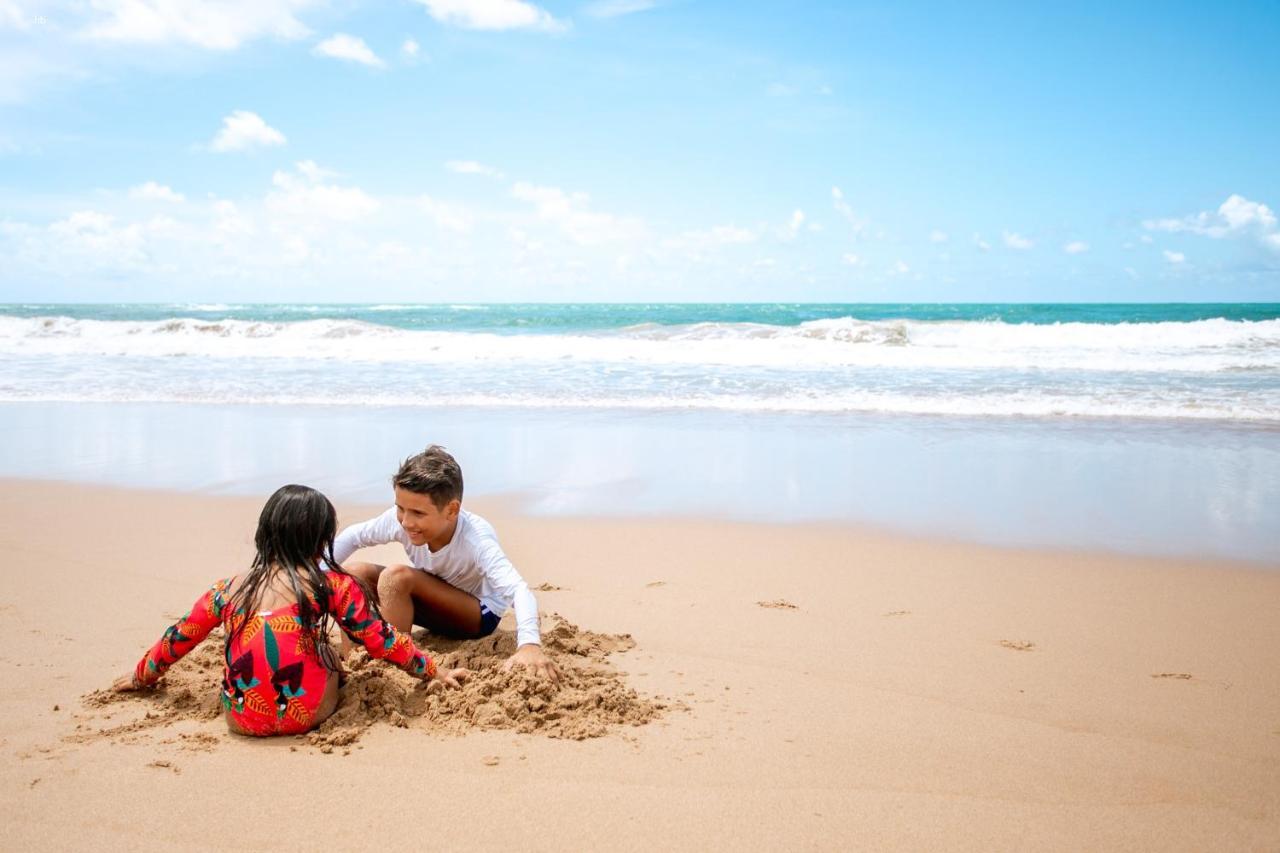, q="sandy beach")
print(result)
[1,477,1277,851]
